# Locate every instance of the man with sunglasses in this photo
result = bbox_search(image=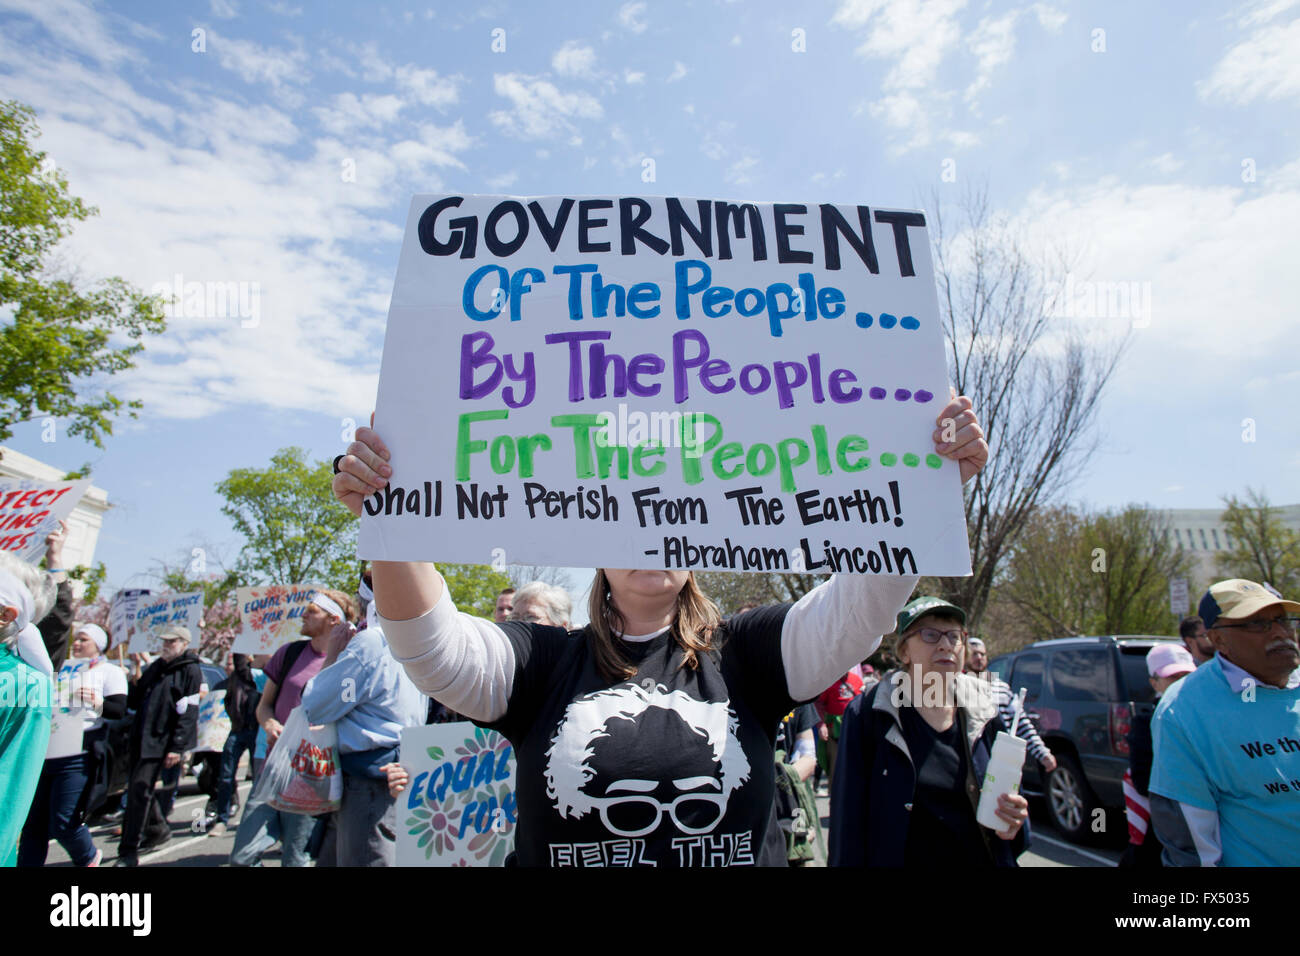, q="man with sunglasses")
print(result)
[1149,579,1300,866]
